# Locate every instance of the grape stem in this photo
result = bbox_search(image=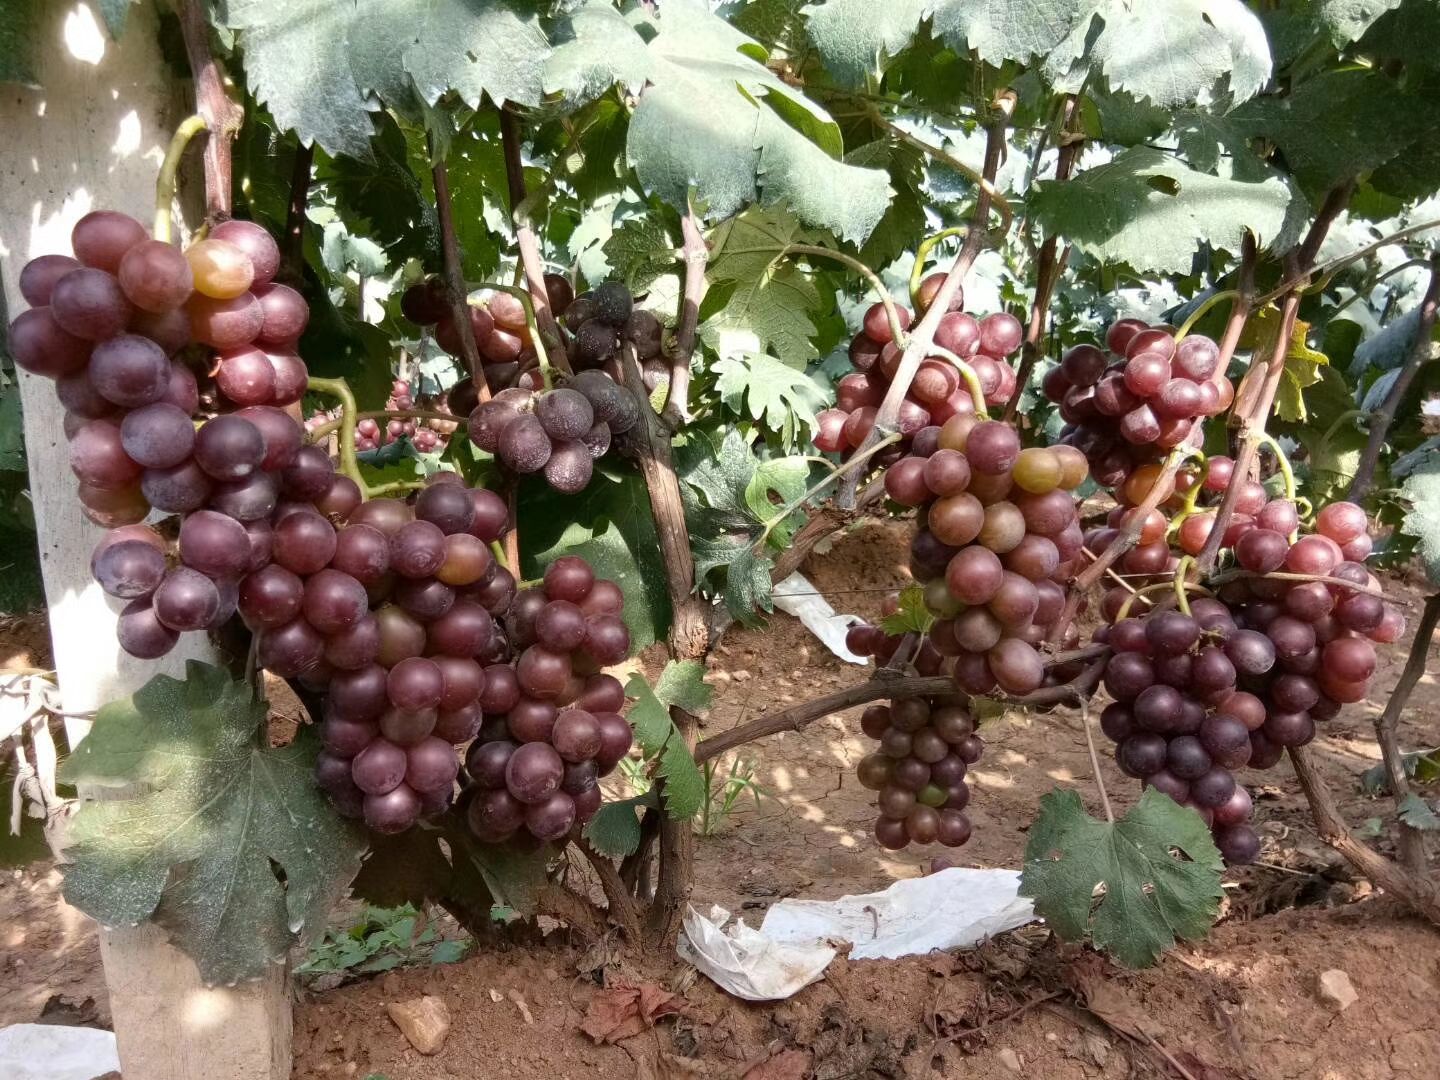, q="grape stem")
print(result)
[305,376,366,498]
[1172,556,1195,616]
[926,344,989,416]
[154,114,208,242]
[366,480,426,498]
[908,227,968,309]
[751,433,902,553]
[1373,593,1440,875]
[839,91,1016,509]
[430,138,491,403]
[1006,94,1084,422]
[1174,289,1240,342]
[1114,578,1212,622]
[1204,568,1403,603]
[489,541,511,574]
[785,245,909,349]
[306,409,458,445]
[498,105,567,366]
[1078,696,1114,824]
